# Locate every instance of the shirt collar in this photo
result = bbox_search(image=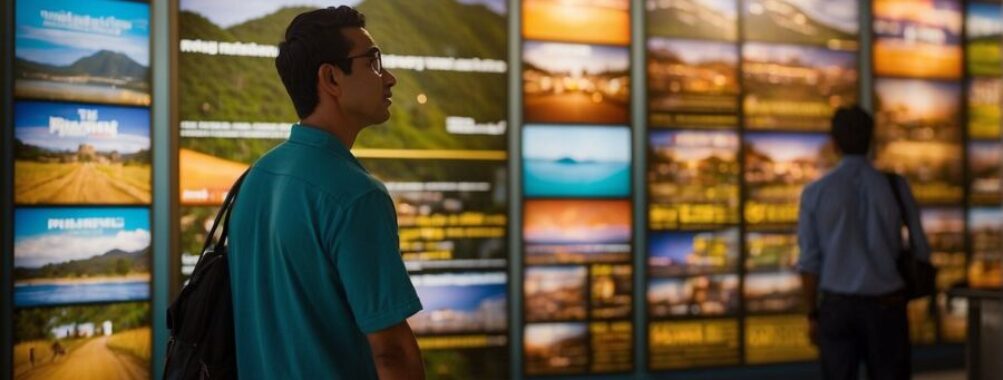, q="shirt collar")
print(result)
[839,154,870,167]
[288,123,355,160]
